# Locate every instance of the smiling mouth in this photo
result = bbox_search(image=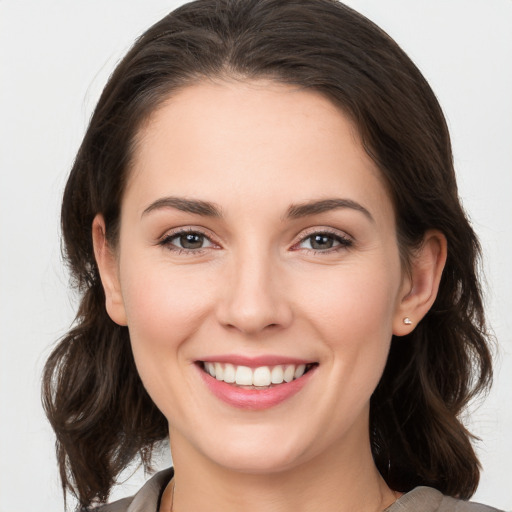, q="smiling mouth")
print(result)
[198,361,318,389]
